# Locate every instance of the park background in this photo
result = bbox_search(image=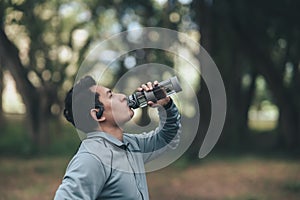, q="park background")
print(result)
[0,0,299,199]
